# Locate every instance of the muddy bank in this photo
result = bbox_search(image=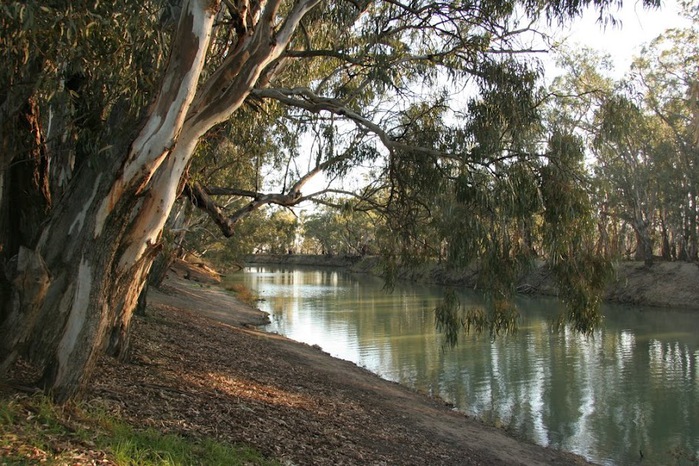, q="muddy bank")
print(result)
[604,261,699,308]
[245,254,699,310]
